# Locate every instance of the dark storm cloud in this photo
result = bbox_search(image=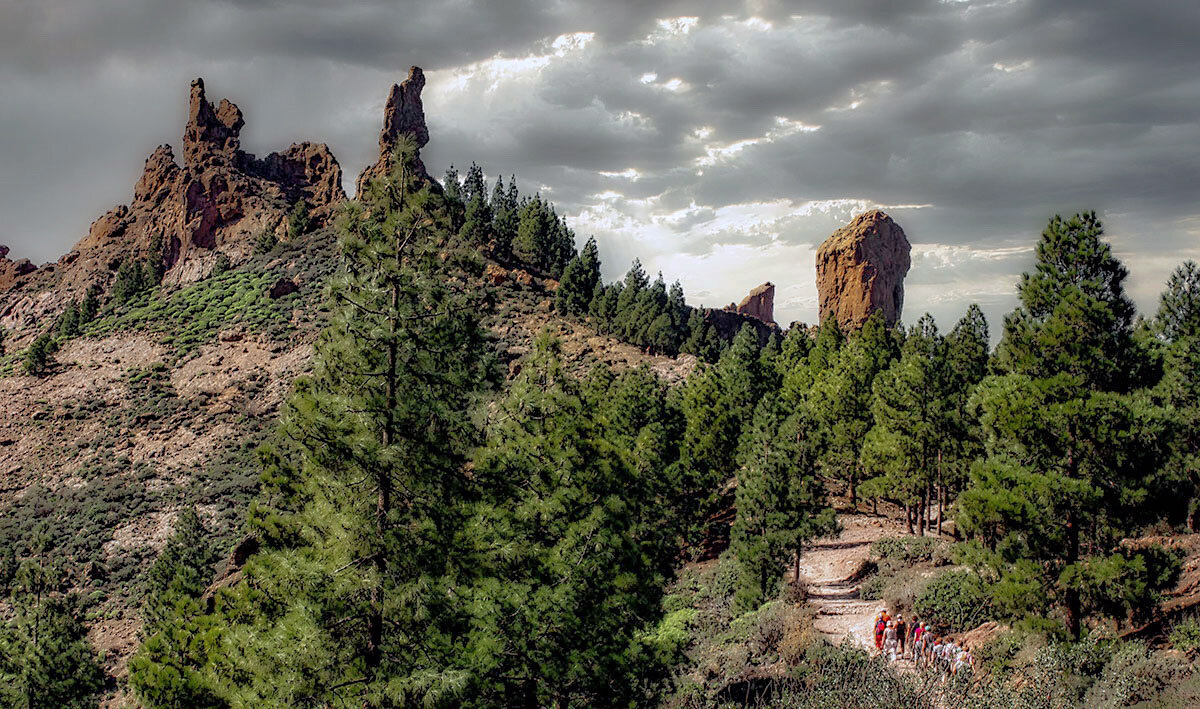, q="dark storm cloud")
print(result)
[2,0,1199,331]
